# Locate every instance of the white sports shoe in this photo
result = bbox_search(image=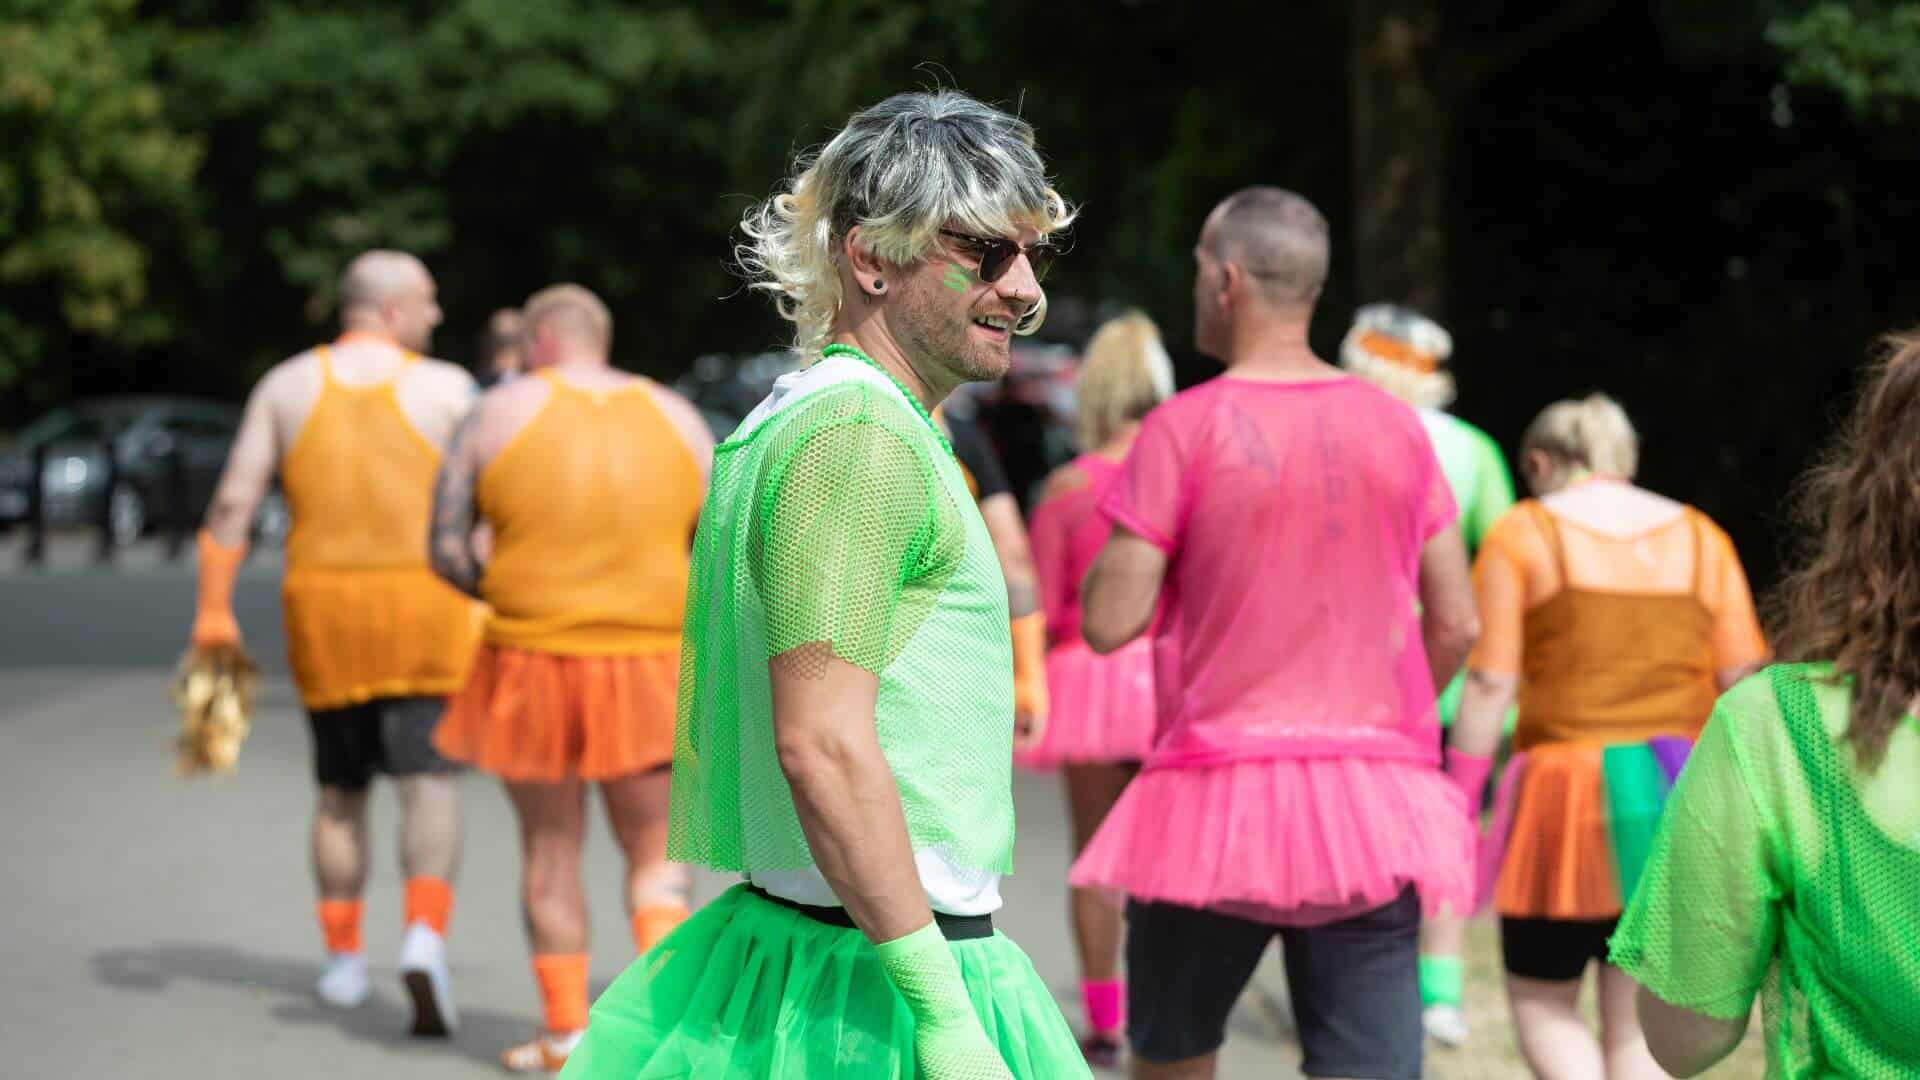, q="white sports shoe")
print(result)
[316,951,371,1009]
[1423,1003,1470,1048]
[398,922,459,1036]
